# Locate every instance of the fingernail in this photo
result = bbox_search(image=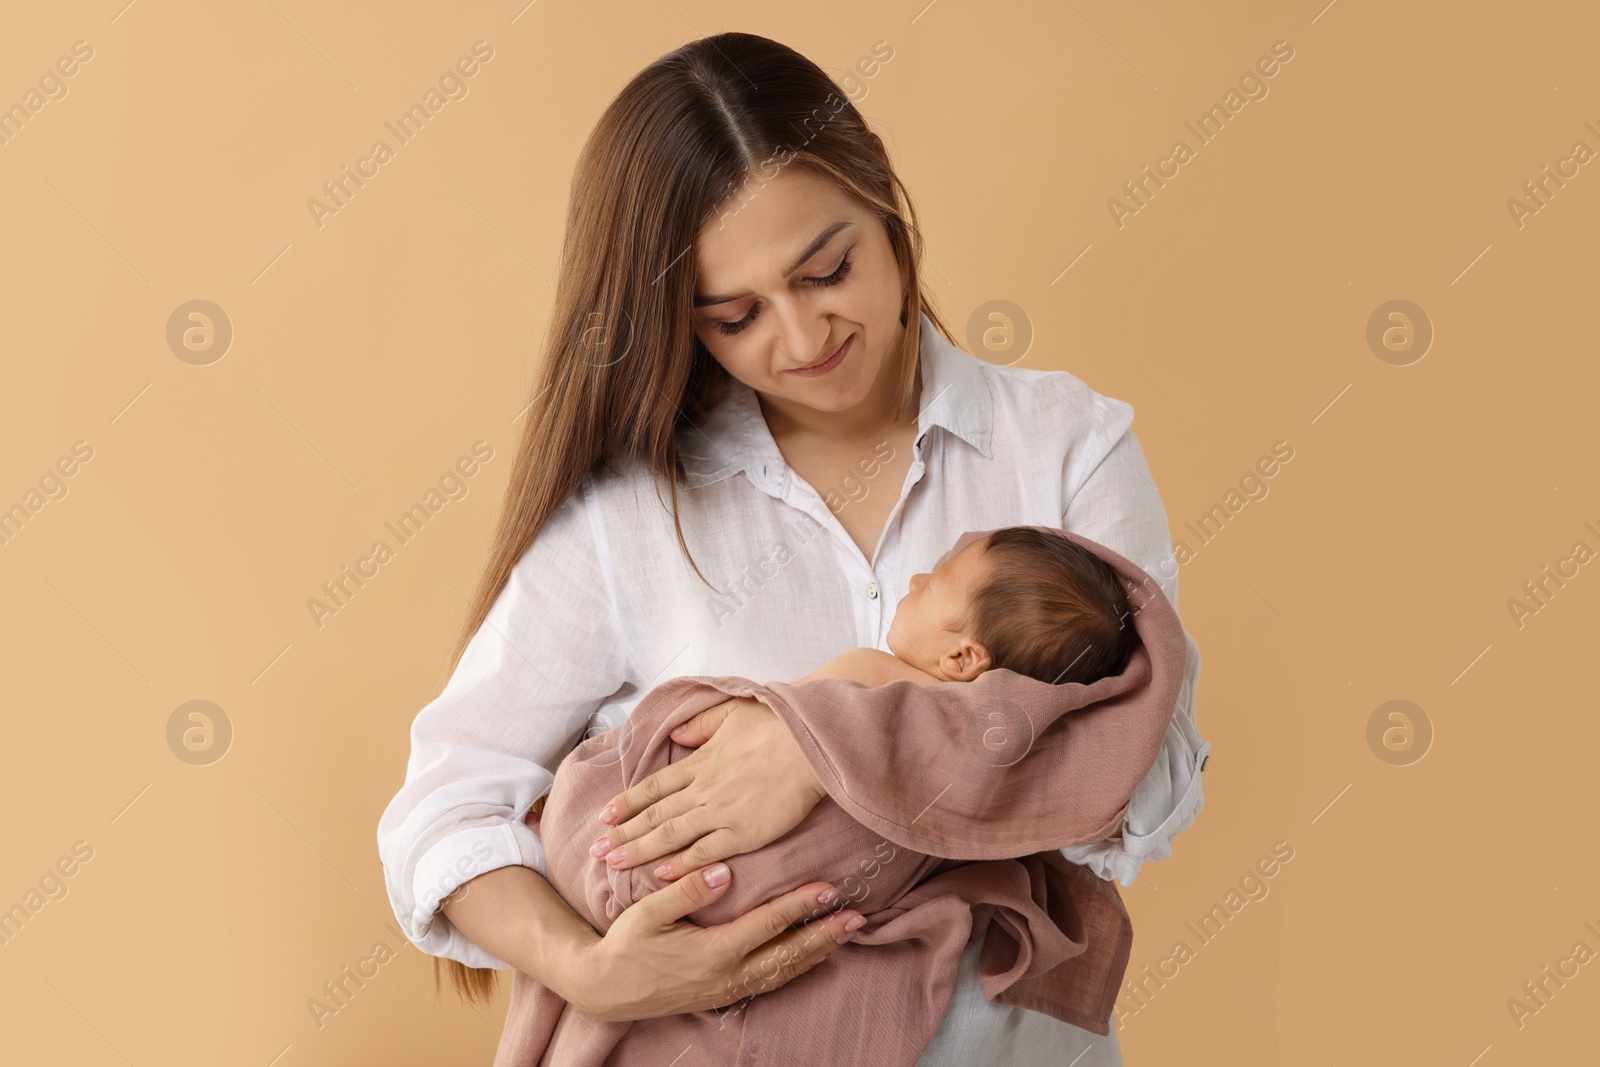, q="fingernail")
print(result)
[589,837,613,858]
[605,847,628,866]
[652,862,672,879]
[703,862,730,887]
[818,888,838,905]
[843,915,866,932]
[598,805,618,824]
